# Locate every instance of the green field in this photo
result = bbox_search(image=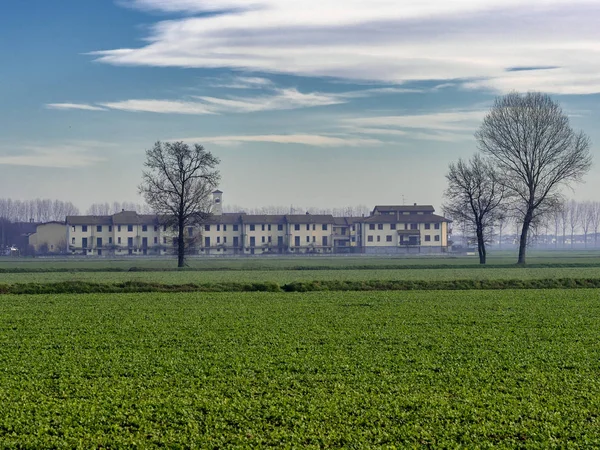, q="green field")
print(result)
[1,290,599,447]
[3,266,600,285]
[2,249,600,271]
